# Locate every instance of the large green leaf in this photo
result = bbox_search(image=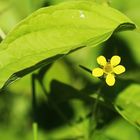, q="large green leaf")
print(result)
[115,84,140,130]
[0,0,136,89]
